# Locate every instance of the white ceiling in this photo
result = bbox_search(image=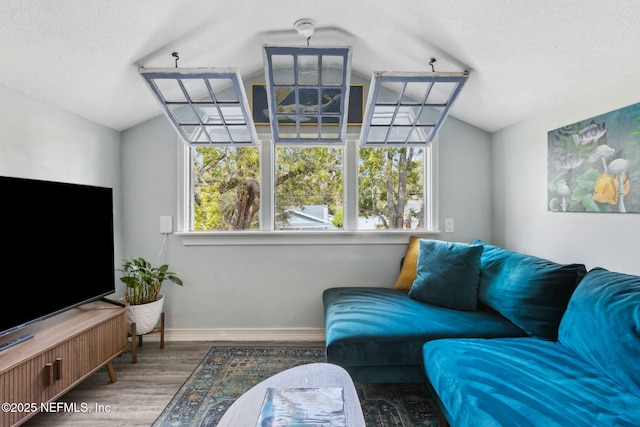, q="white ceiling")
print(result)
[2,1,639,134]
